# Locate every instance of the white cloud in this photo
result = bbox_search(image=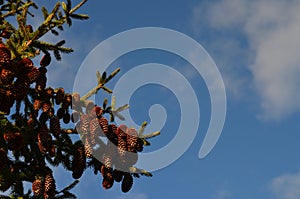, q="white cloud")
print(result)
[270,172,300,199]
[117,192,148,199]
[193,0,300,119]
[213,188,232,199]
